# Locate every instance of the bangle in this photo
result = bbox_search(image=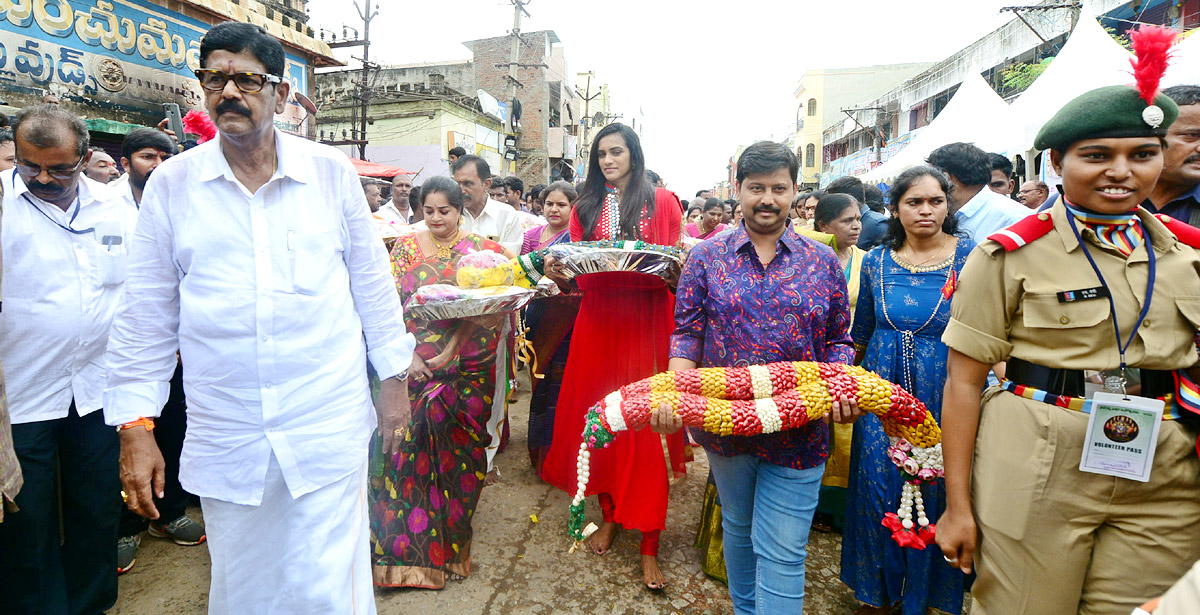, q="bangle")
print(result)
[117,417,155,433]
